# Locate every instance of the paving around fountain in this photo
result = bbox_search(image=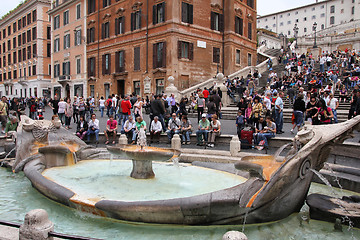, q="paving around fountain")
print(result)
[0,112,360,239]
